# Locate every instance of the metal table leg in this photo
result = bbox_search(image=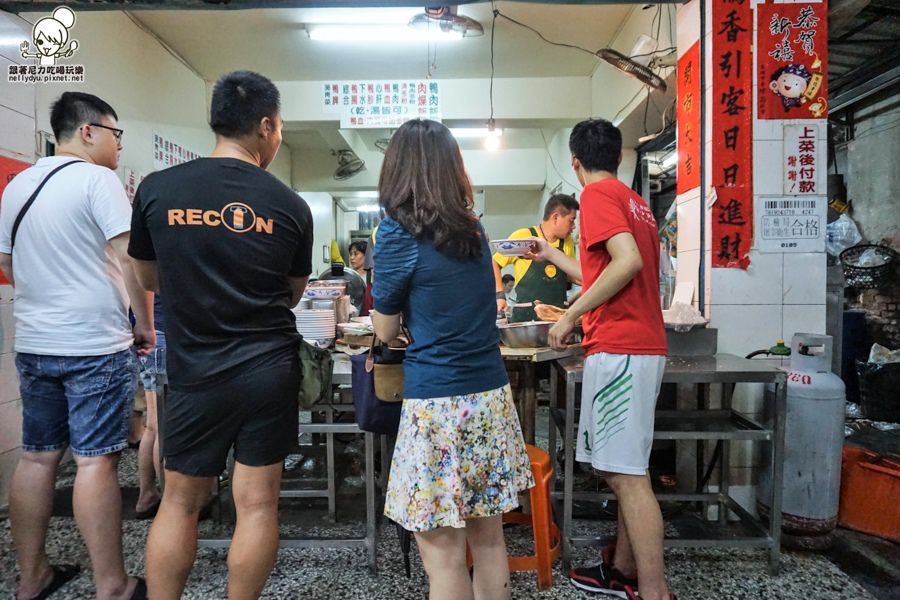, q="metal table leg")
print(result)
[365,432,378,574]
[769,380,786,574]
[719,384,732,525]
[326,406,336,521]
[522,362,536,444]
[562,370,576,571]
[549,362,559,484]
